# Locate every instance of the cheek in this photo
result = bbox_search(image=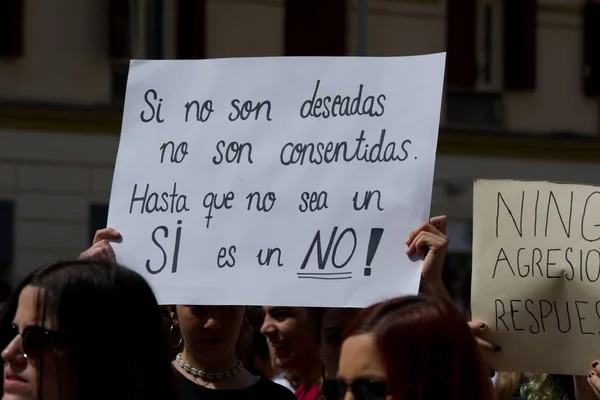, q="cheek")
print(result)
[176,309,205,335]
[278,319,301,339]
[178,318,203,343]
